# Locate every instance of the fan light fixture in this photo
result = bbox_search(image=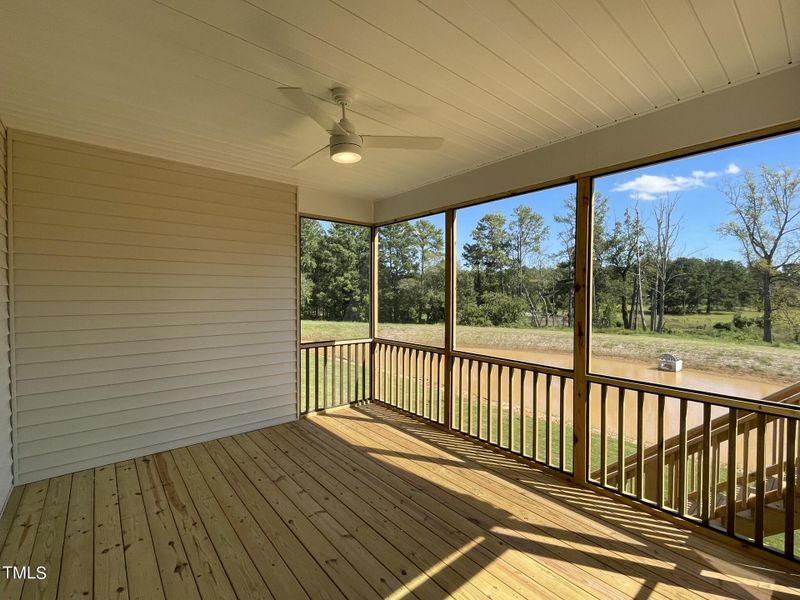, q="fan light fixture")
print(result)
[330,133,362,164]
